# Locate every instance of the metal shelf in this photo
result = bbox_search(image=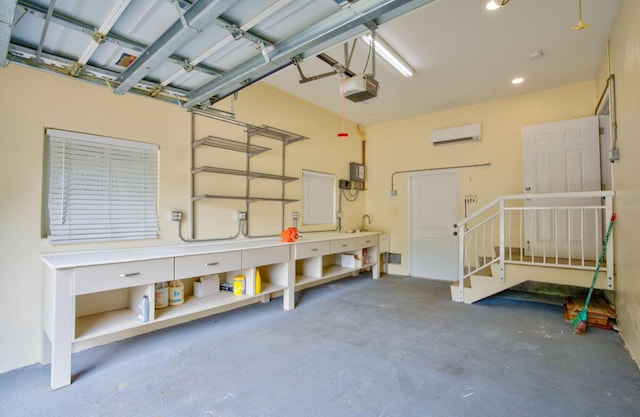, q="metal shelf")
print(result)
[192,194,299,204]
[192,166,298,182]
[193,135,271,156]
[246,125,309,145]
[188,112,308,239]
